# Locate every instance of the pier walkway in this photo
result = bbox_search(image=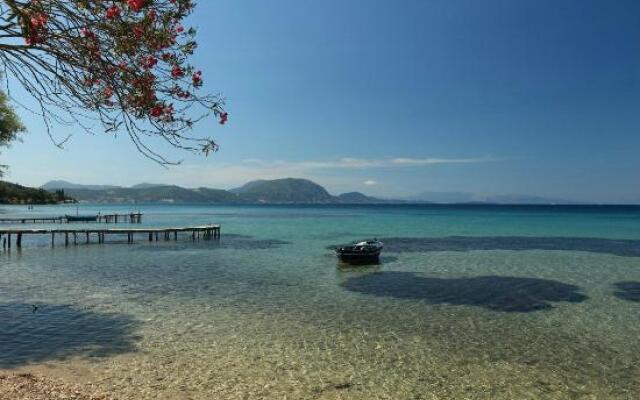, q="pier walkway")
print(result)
[0,213,143,224]
[0,224,220,249]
